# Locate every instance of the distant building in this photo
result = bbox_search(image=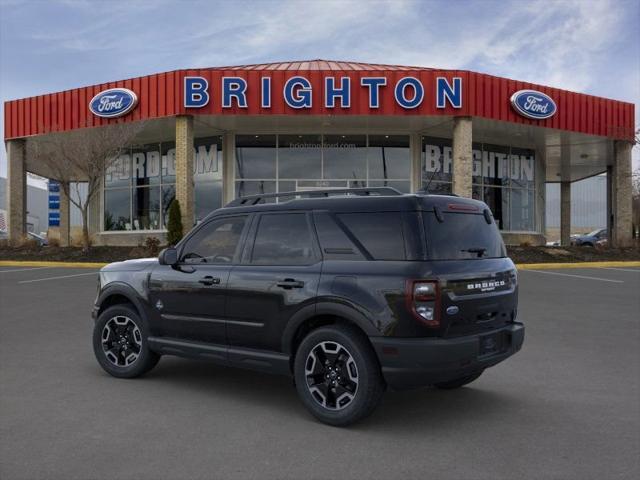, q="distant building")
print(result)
[0,177,48,234]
